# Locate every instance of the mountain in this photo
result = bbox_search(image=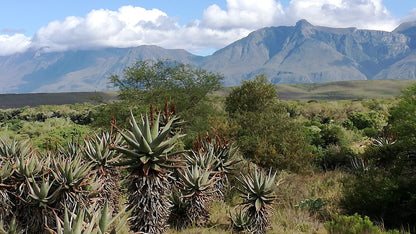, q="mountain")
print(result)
[0,46,201,93]
[203,19,412,85]
[1,20,416,93]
